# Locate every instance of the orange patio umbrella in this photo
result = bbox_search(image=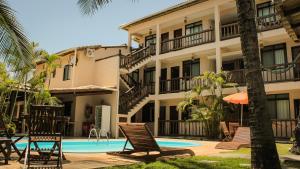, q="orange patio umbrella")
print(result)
[223,92,248,126]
